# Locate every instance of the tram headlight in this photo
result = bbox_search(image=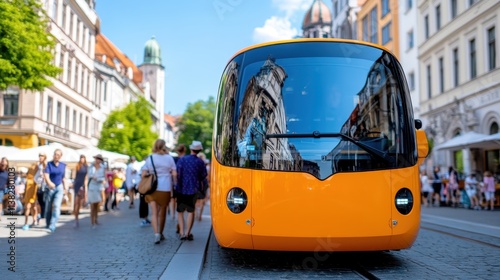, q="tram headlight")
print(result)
[226,187,248,214]
[395,188,413,215]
